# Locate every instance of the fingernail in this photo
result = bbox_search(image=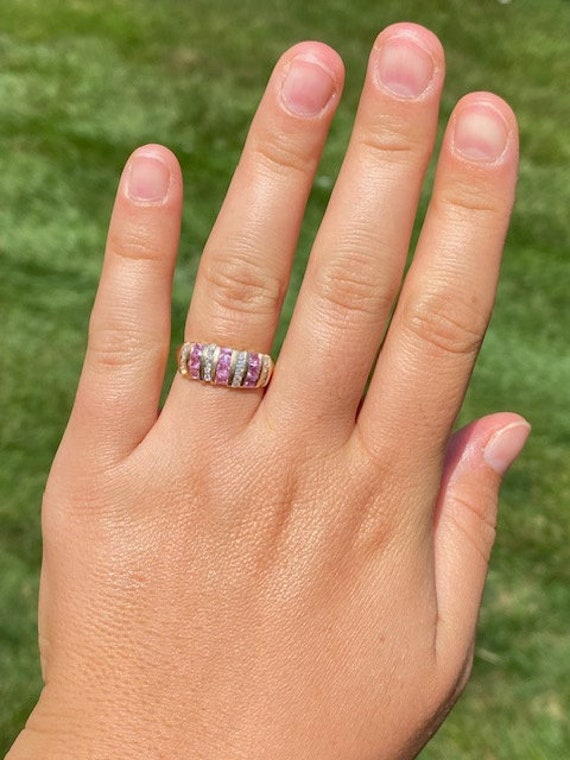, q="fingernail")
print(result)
[484,422,531,475]
[375,35,435,98]
[453,103,509,161]
[126,152,171,203]
[281,57,336,116]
